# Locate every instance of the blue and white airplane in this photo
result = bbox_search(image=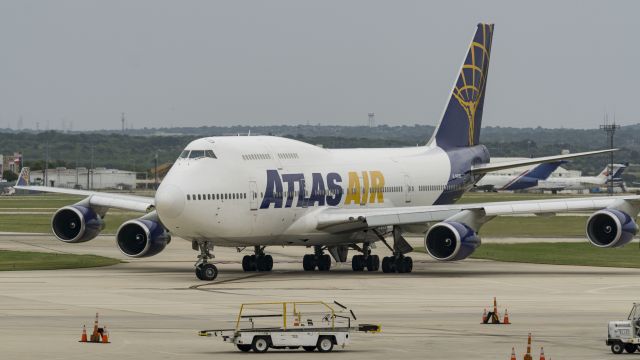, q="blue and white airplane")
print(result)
[15,24,639,281]
[474,160,567,191]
